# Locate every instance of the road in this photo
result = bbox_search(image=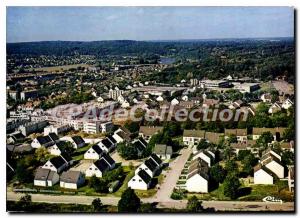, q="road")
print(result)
[7,191,294,211]
[152,148,192,202]
[6,147,295,212]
